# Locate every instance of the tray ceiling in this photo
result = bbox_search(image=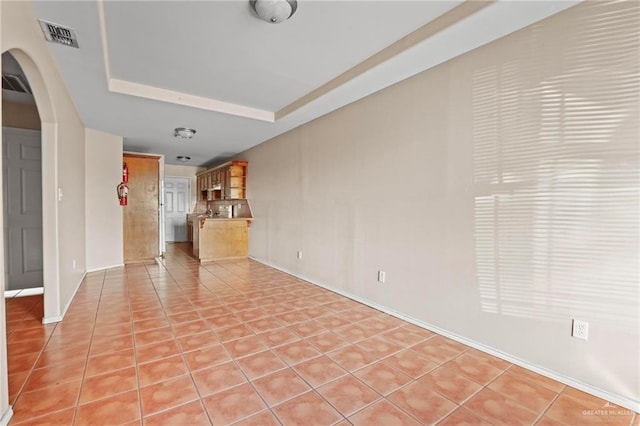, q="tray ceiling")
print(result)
[28,0,578,166]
